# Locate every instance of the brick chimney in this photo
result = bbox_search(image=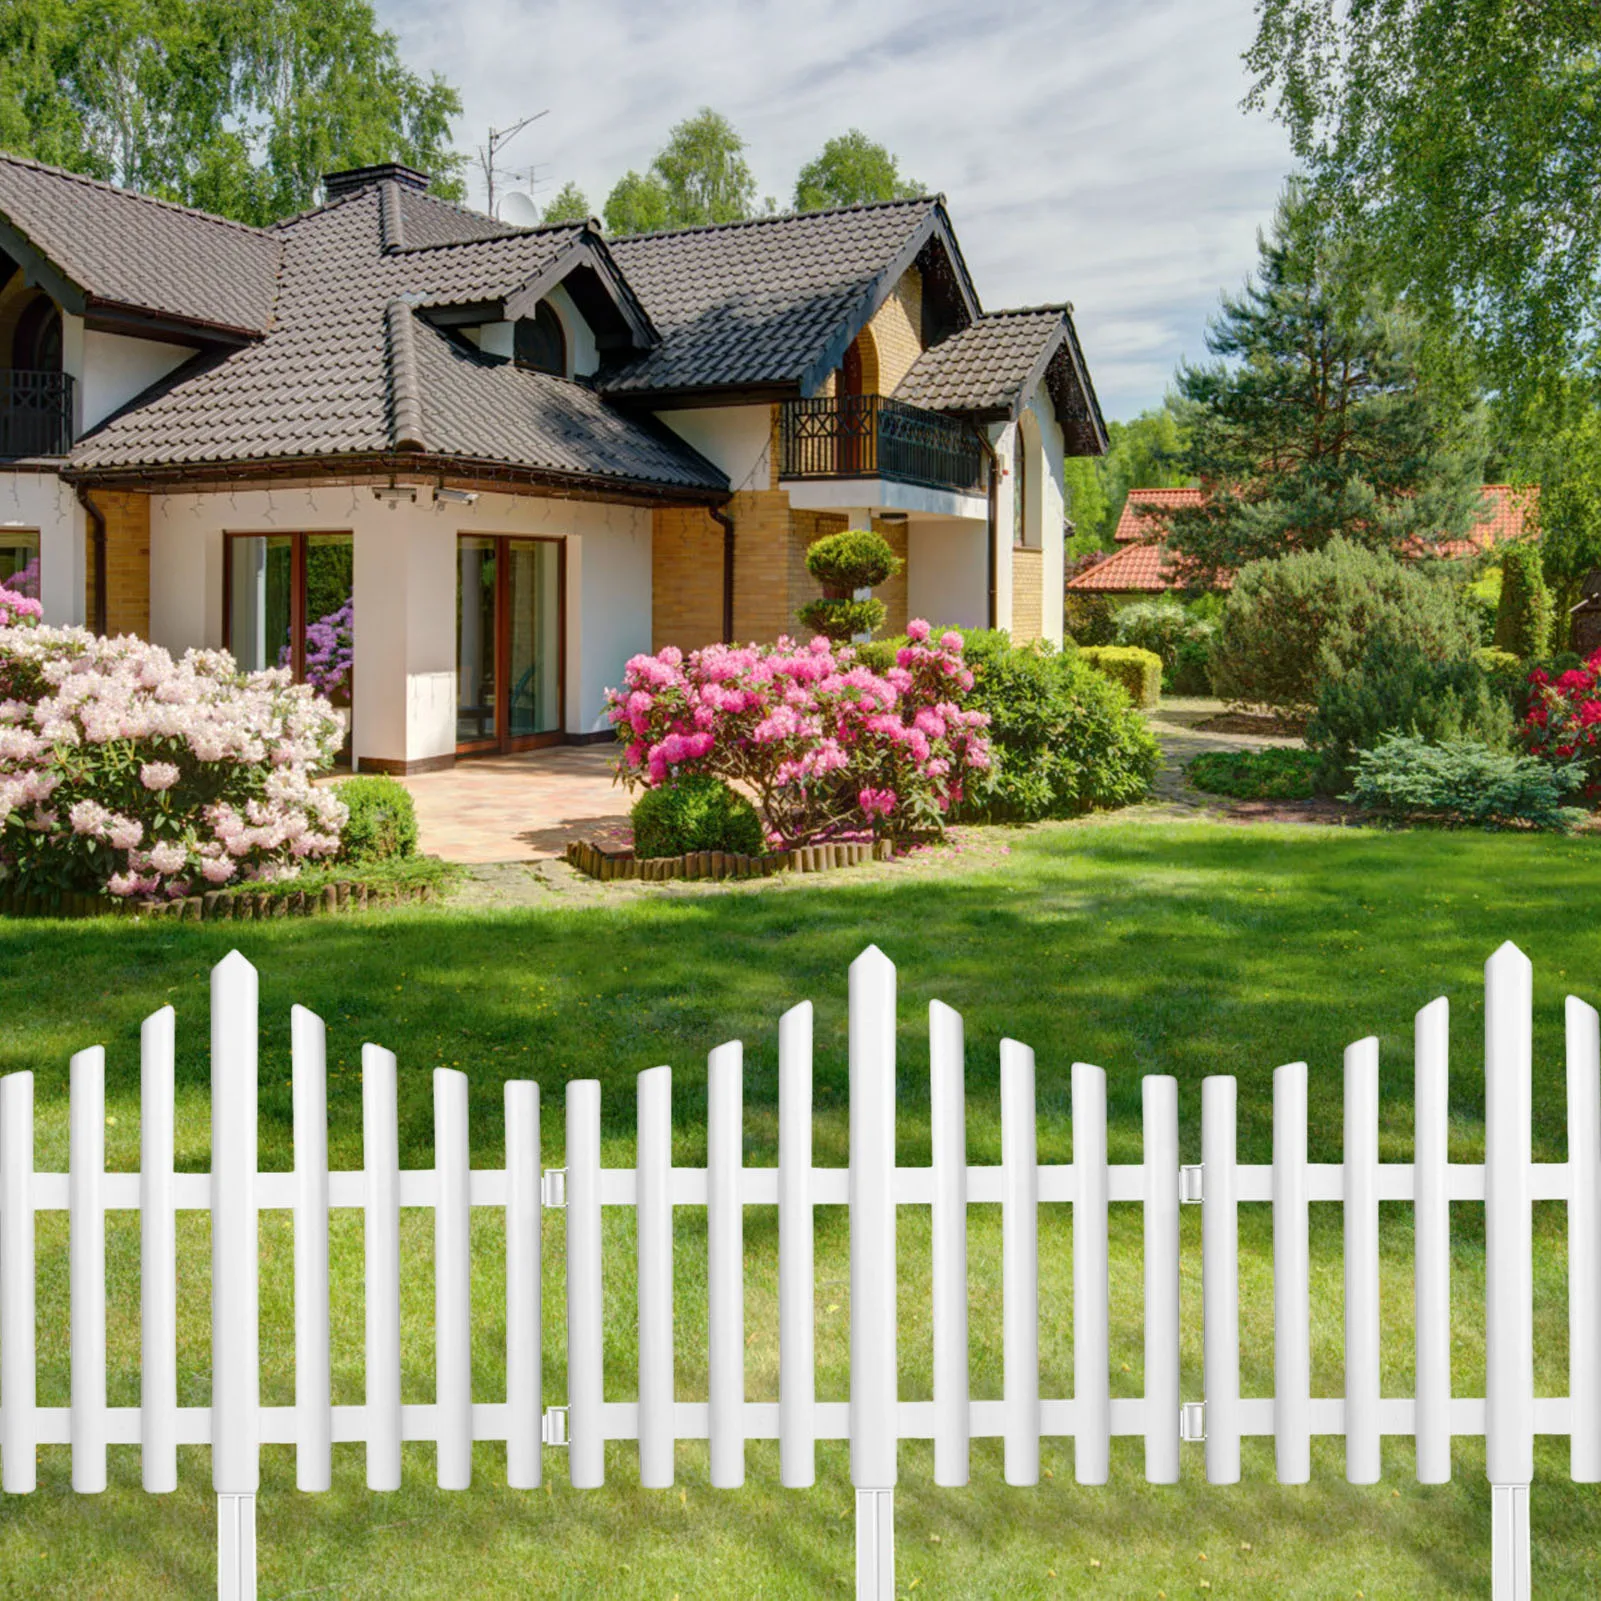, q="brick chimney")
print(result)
[322,164,431,202]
